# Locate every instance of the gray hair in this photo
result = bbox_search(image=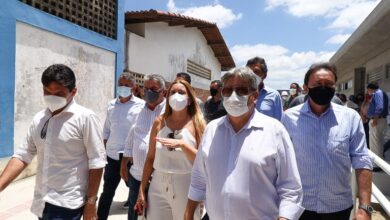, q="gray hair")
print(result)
[119,71,135,83]
[144,74,166,89]
[221,67,258,91]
